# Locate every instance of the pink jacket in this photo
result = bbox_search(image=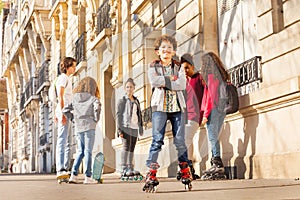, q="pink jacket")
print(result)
[201,74,220,118]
